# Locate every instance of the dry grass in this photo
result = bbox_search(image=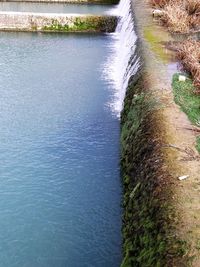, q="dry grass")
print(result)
[186,0,200,15]
[176,40,200,93]
[163,4,190,33]
[190,14,200,30]
[150,0,200,33]
[150,0,170,8]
